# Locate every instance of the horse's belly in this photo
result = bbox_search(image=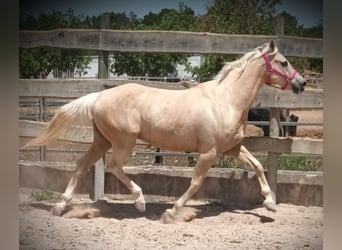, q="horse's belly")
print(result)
[138,129,198,152]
